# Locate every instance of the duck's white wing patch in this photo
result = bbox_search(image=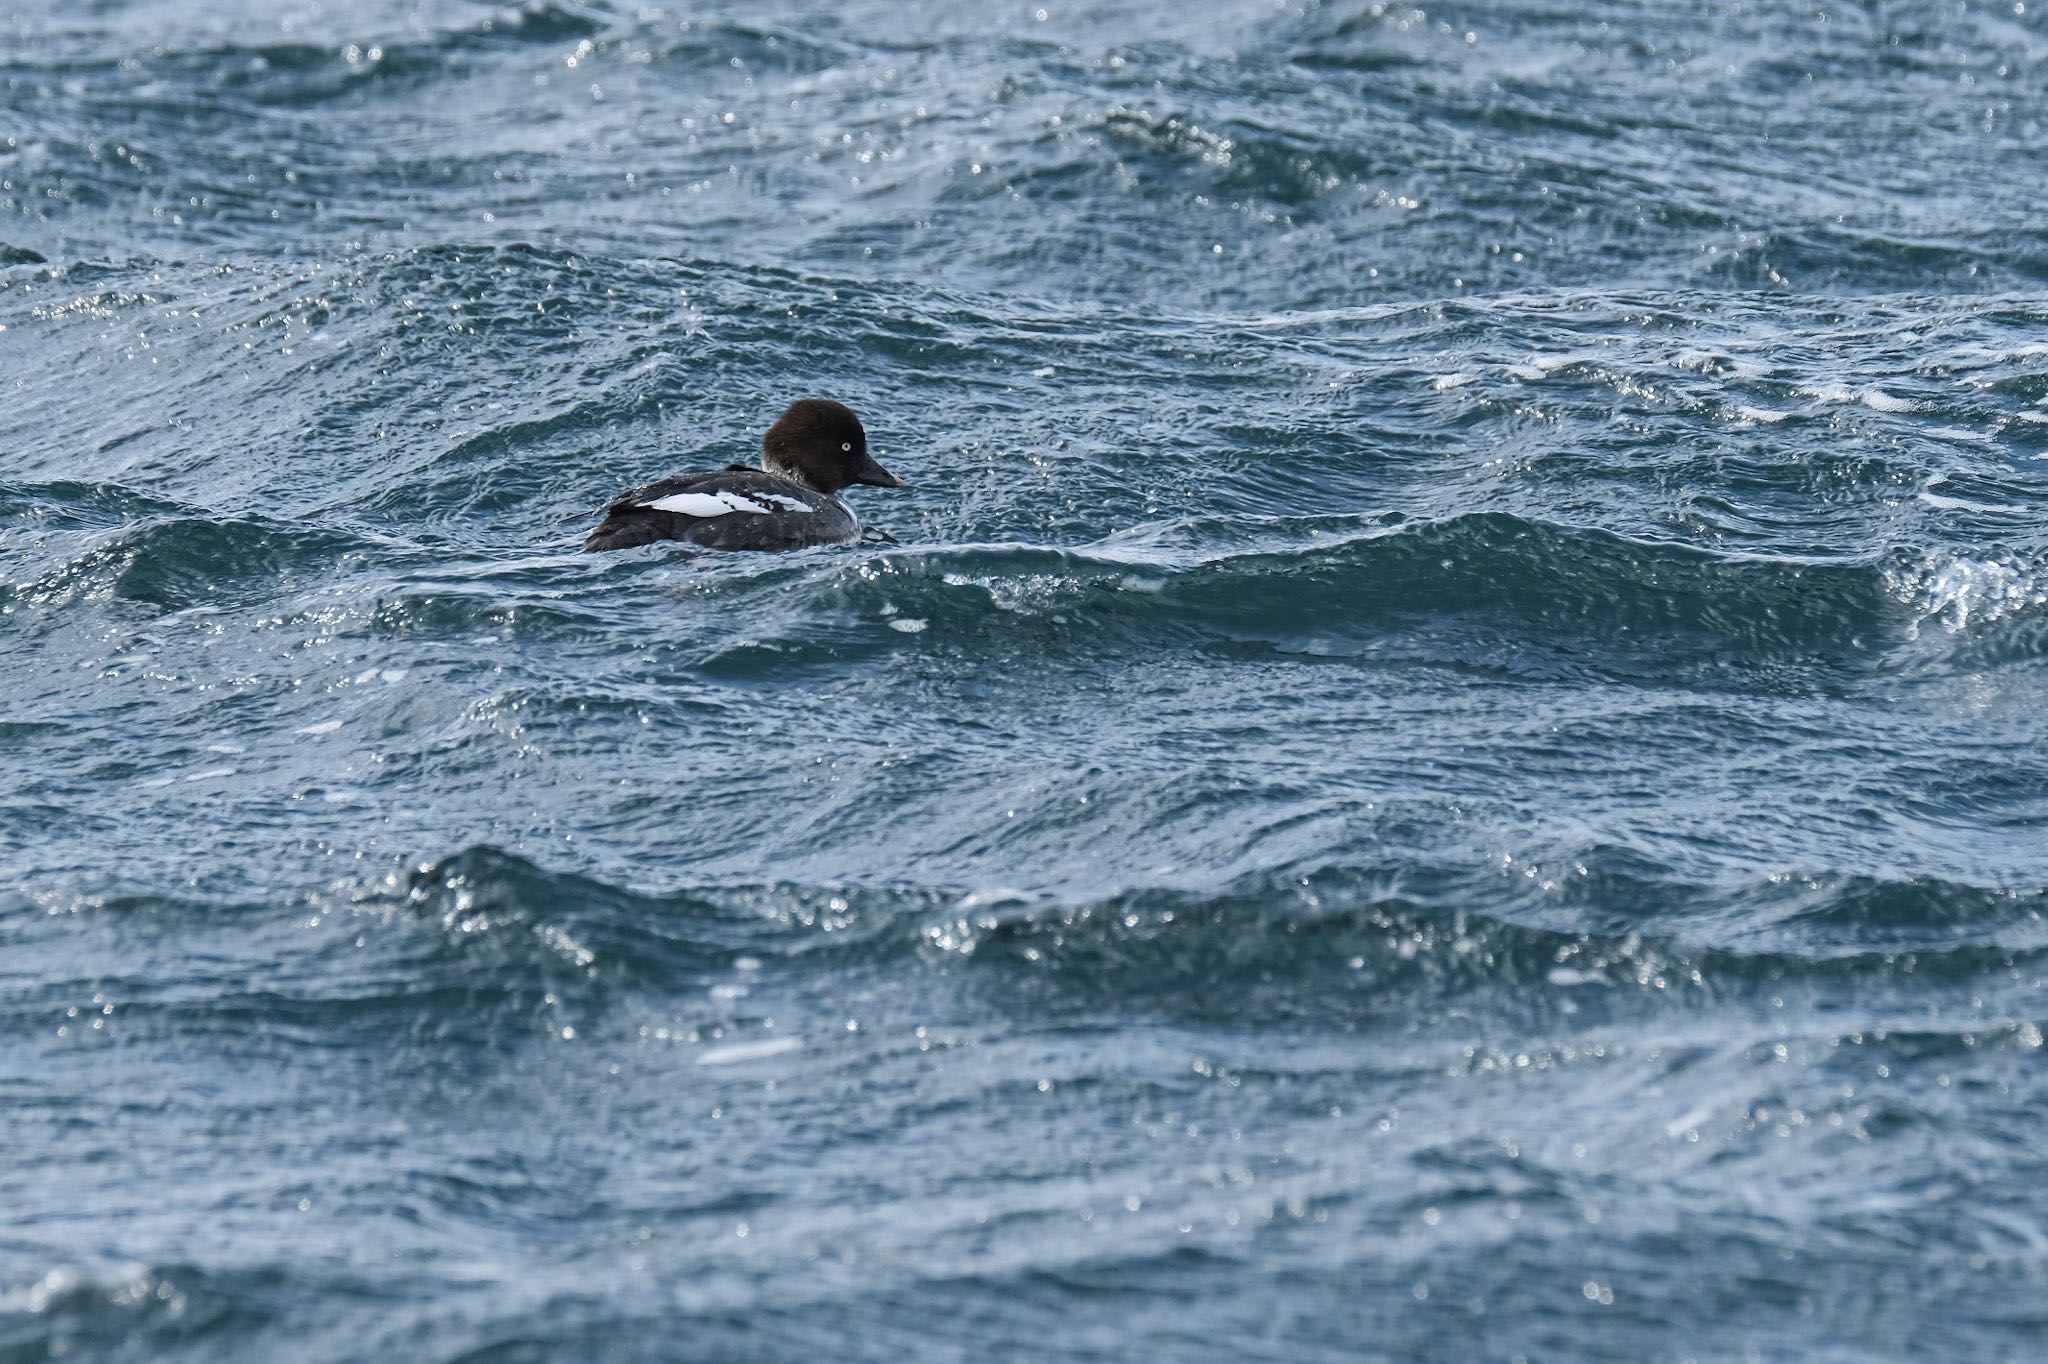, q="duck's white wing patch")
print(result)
[760,493,813,512]
[642,490,774,517]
